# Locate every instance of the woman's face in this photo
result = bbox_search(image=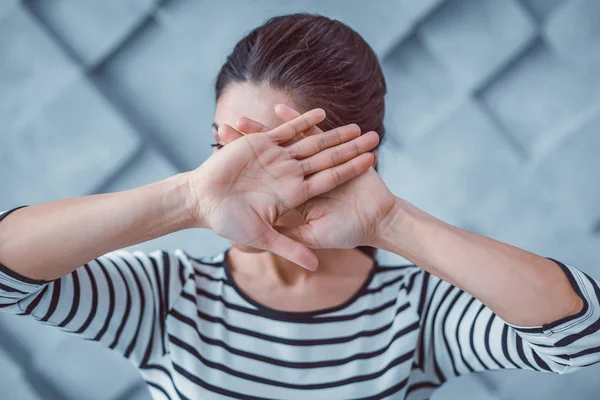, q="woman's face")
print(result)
[213,81,307,254]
